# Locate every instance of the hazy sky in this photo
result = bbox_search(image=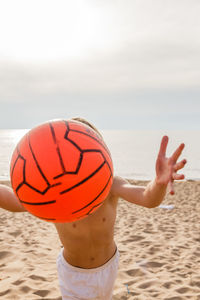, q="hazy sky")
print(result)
[0,0,200,129]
